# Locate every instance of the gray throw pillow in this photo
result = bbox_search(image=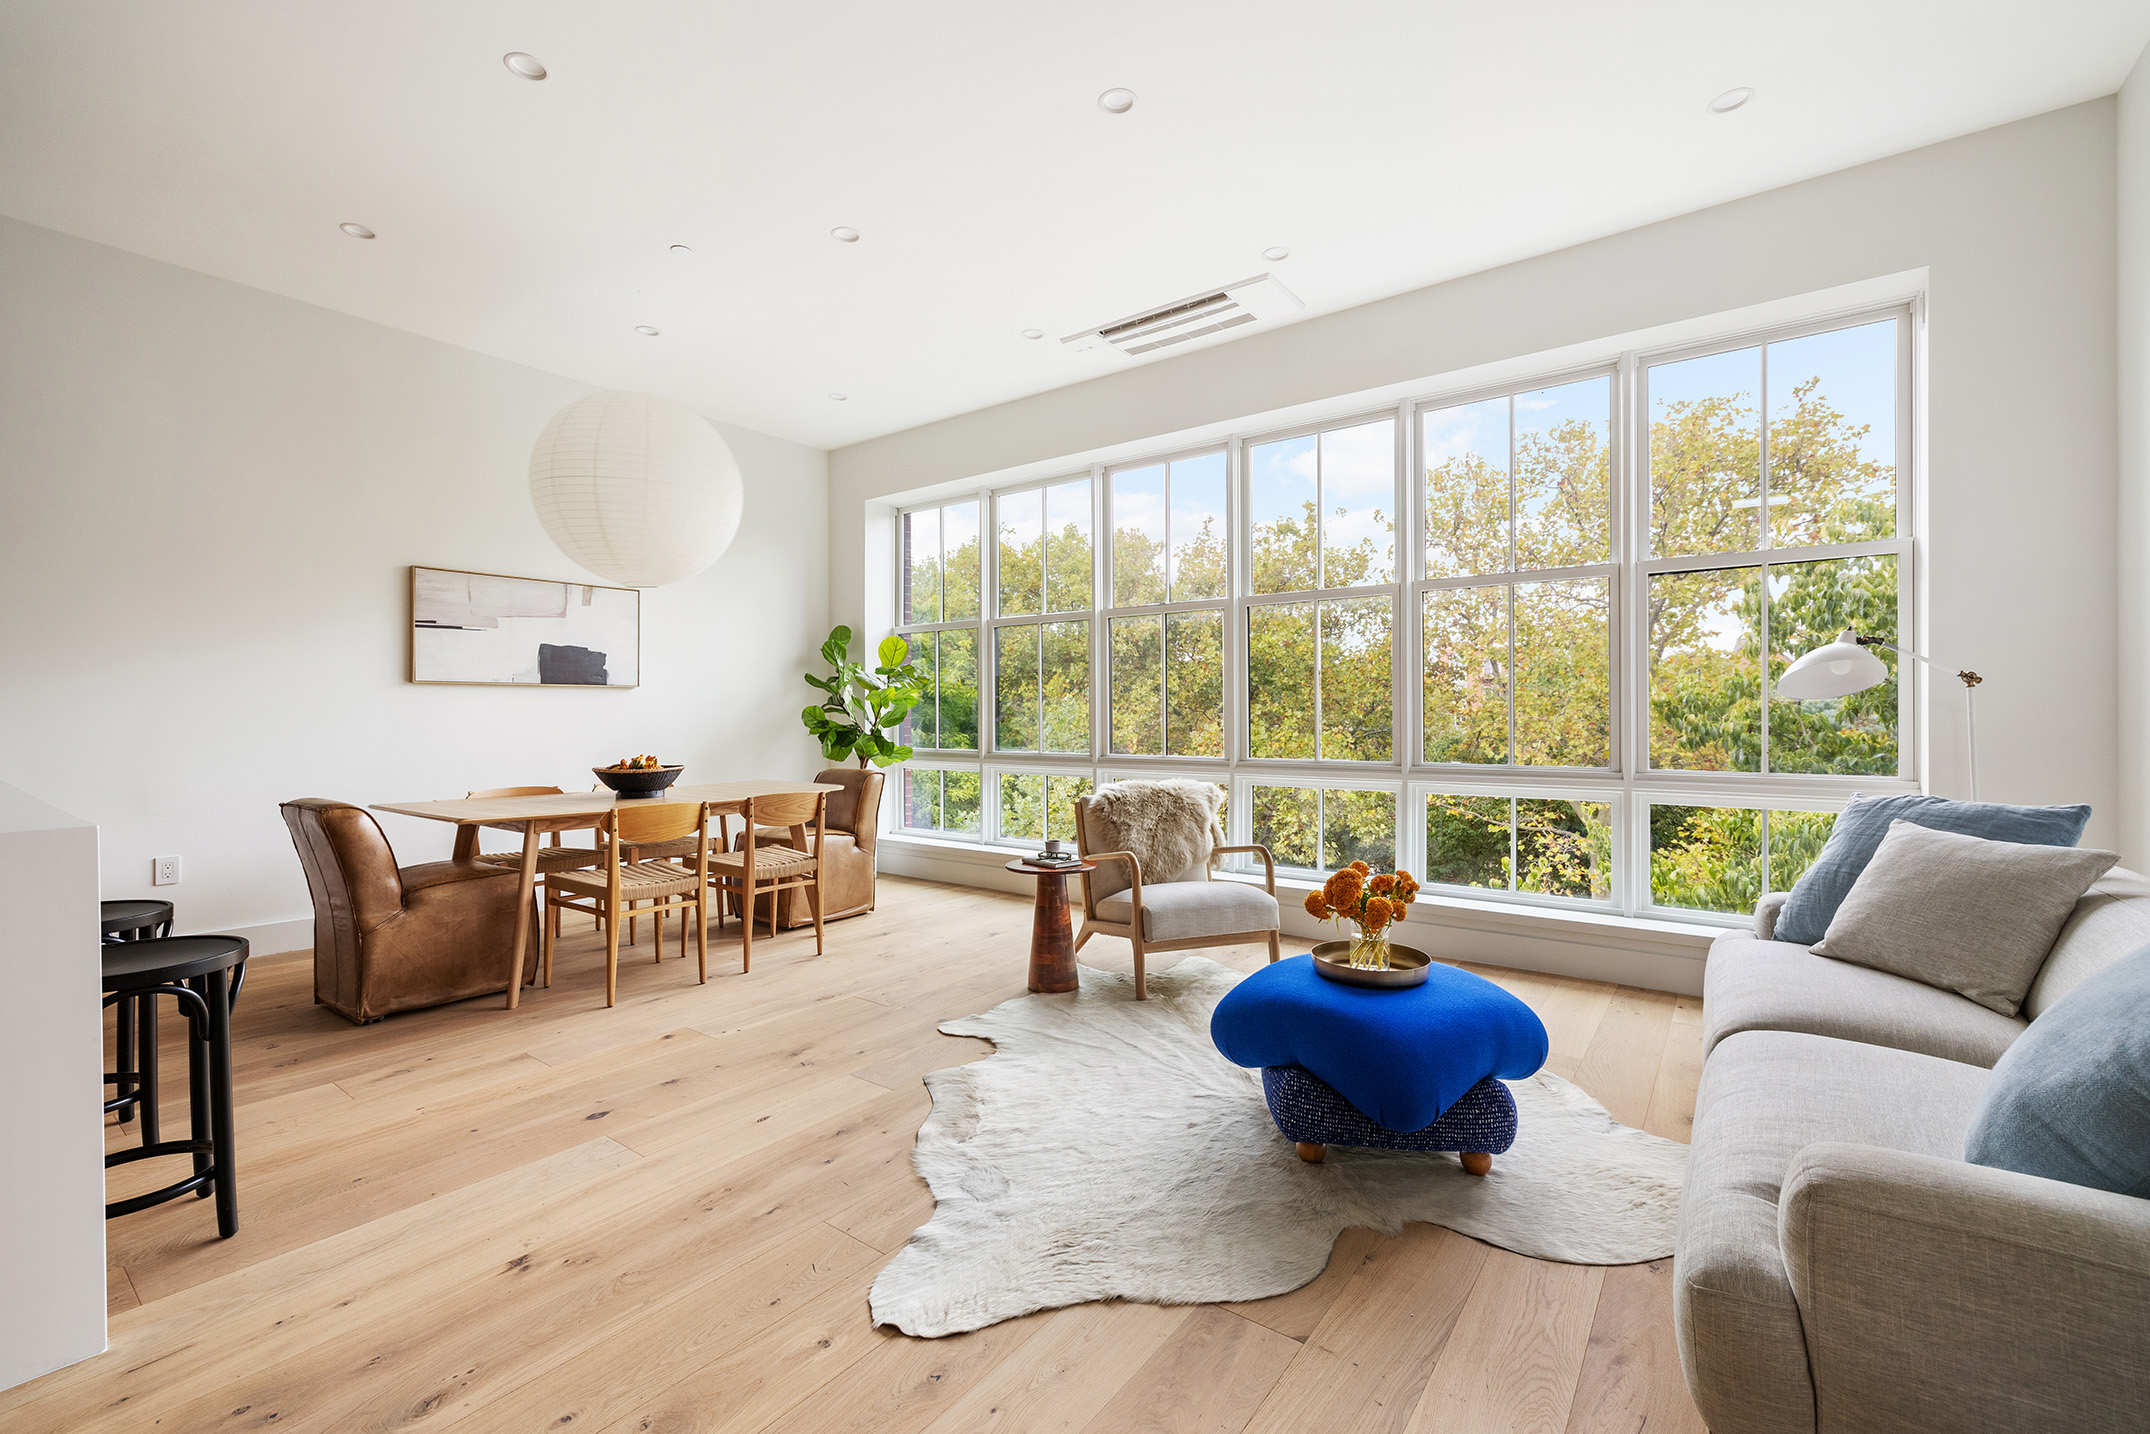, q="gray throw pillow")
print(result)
[1773,793,2090,945]
[1965,946,2150,1197]
[1811,820,2117,1015]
